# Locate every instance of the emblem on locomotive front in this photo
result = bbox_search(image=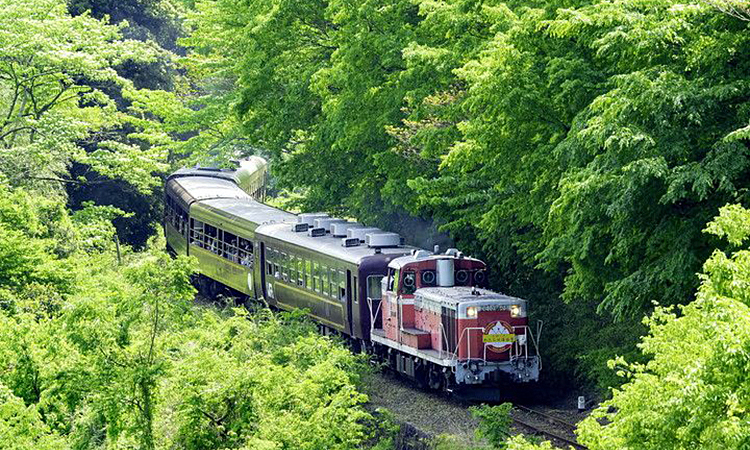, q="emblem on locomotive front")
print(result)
[483,320,516,353]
